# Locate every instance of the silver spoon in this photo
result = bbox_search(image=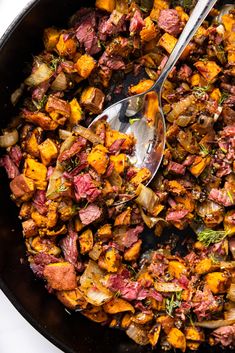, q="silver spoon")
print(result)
[89,0,218,185]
